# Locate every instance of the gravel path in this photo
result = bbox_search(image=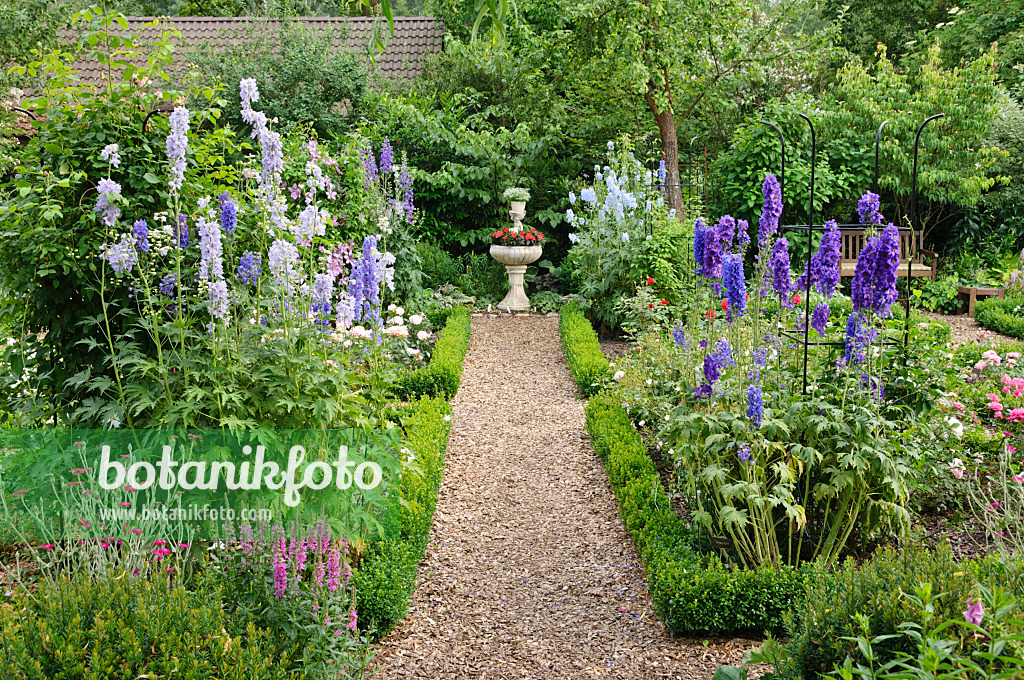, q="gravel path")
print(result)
[372,313,761,679]
[923,311,1015,347]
